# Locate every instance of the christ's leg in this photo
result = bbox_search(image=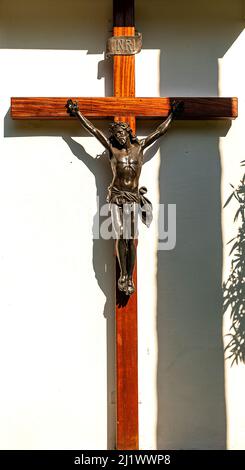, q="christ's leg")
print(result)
[125,203,138,295]
[111,203,128,292]
[127,239,136,295]
[116,239,128,291]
